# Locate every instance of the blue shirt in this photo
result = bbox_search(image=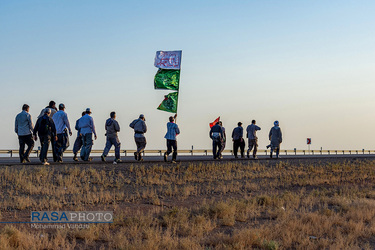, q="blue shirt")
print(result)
[246,124,261,140]
[78,114,96,136]
[52,110,72,134]
[164,122,180,140]
[15,110,34,136]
